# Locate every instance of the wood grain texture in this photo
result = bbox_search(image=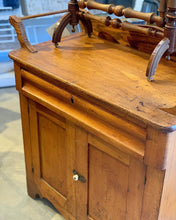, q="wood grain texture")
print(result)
[88,134,130,166]
[19,93,40,199]
[144,126,170,169]
[141,167,165,220]
[88,145,129,220]
[158,130,176,220]
[21,68,147,141]
[74,127,88,220]
[126,157,146,220]
[14,63,22,91]
[9,15,37,53]
[21,81,145,160]
[64,121,76,217]
[10,31,176,220]
[38,113,67,196]
[9,33,176,131]
[27,101,78,219]
[90,20,163,54]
